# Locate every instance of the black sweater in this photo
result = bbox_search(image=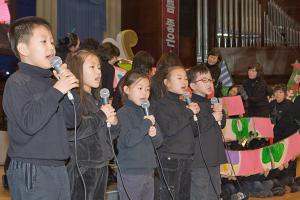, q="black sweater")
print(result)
[117,100,163,173]
[2,62,81,166]
[269,99,293,125]
[242,78,270,117]
[273,95,300,142]
[67,92,120,168]
[191,94,227,168]
[153,92,197,159]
